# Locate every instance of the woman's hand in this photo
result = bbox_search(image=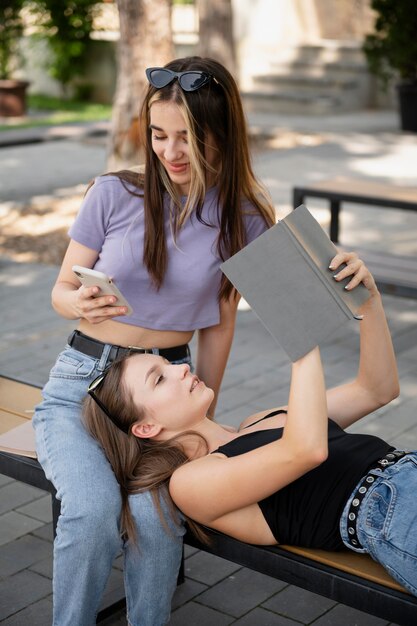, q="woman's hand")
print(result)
[329,251,378,298]
[73,285,128,324]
